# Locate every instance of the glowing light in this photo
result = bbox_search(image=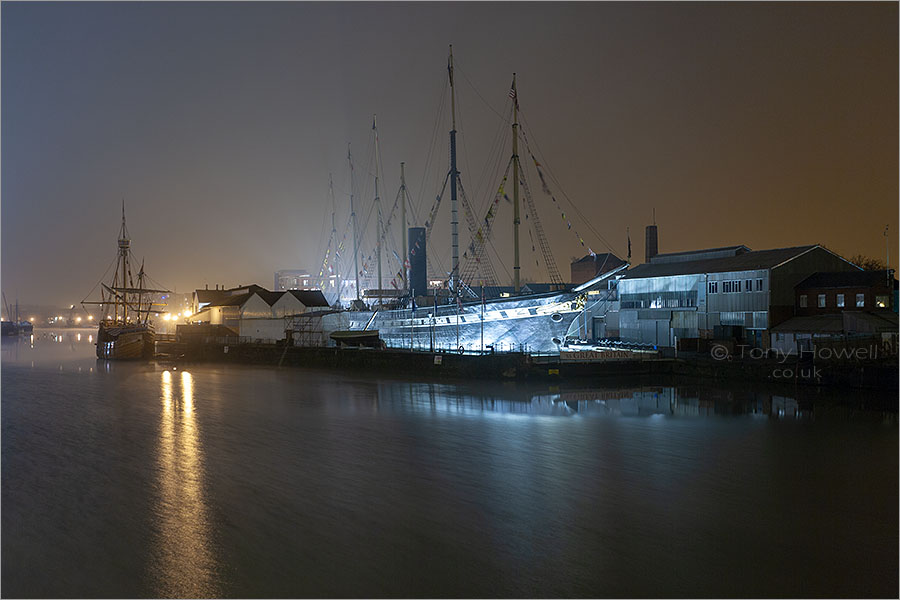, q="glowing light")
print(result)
[88,315,94,321]
[76,317,82,323]
[29,317,35,322]
[77,333,82,341]
[182,310,191,318]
